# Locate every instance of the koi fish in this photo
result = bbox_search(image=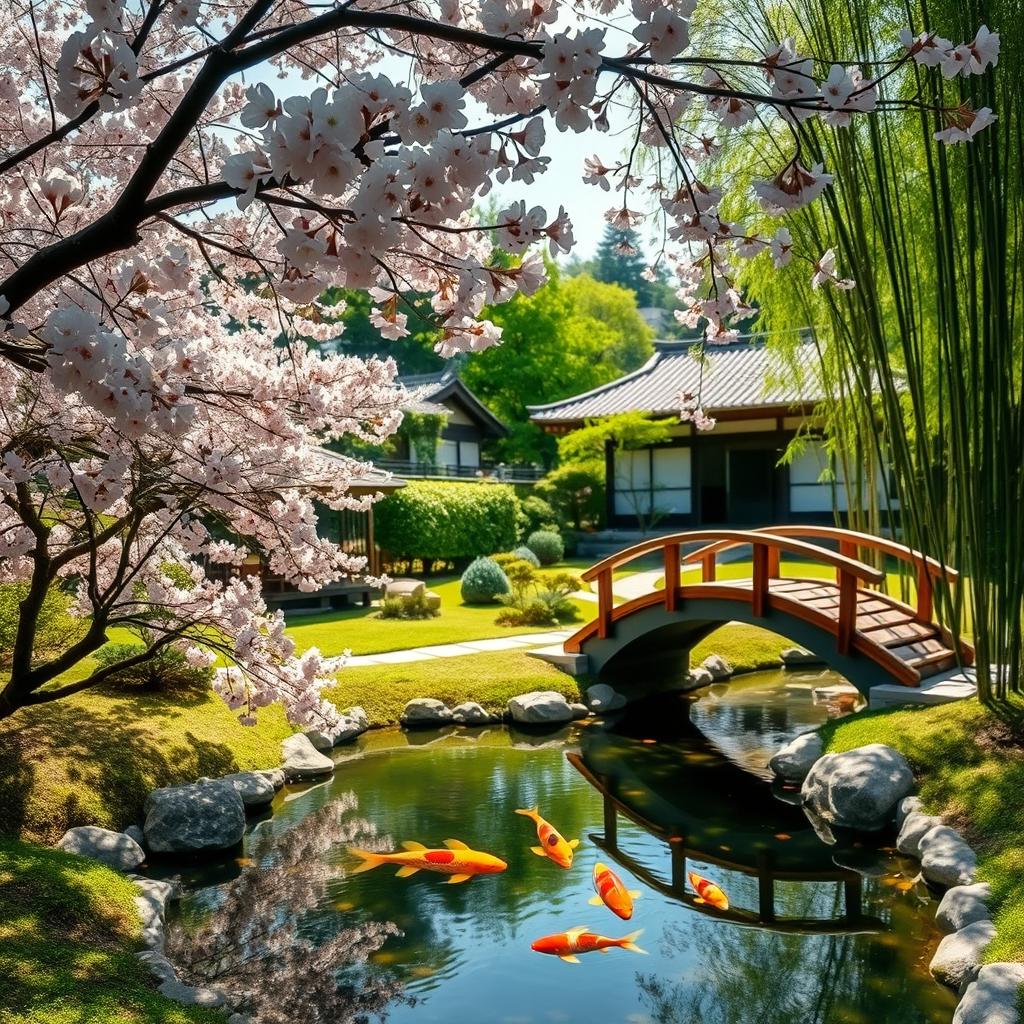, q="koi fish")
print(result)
[515,805,579,868]
[531,925,645,963]
[588,862,641,920]
[688,871,729,911]
[347,839,507,884]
